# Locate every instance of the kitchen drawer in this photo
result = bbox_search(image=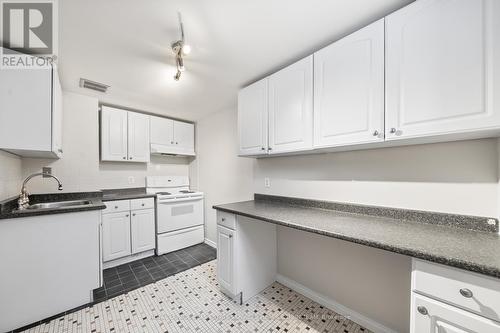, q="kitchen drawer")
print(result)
[411,293,500,333]
[412,259,500,322]
[103,200,130,214]
[217,211,236,230]
[130,197,155,210]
